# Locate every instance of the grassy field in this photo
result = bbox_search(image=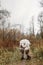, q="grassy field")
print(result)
[0,38,43,65]
[0,45,43,65]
